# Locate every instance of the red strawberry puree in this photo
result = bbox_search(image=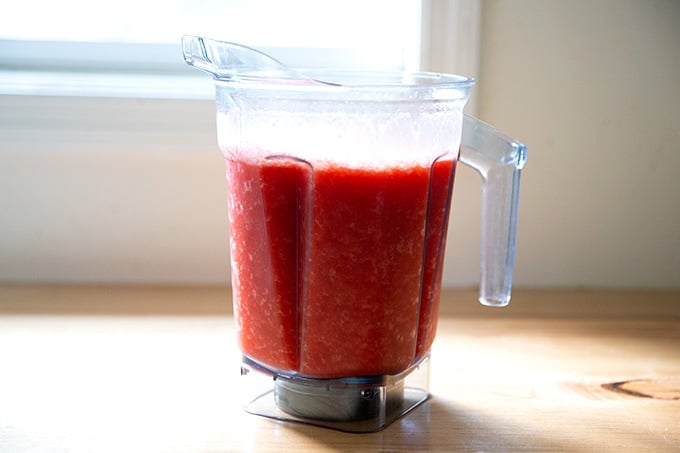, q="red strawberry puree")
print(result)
[227,154,455,378]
